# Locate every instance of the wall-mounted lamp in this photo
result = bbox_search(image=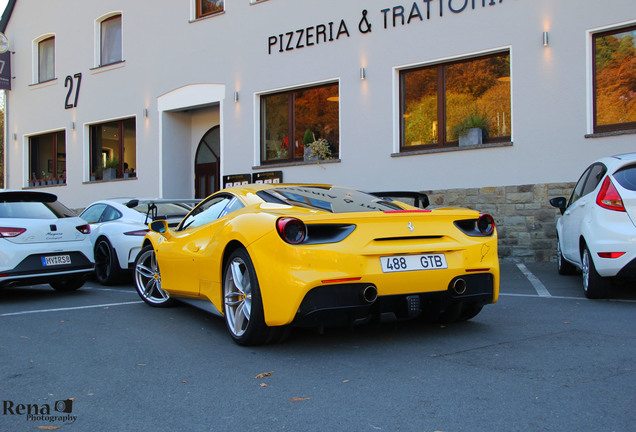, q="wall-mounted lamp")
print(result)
[234,91,239,102]
[543,31,549,46]
[143,108,149,118]
[360,67,366,80]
